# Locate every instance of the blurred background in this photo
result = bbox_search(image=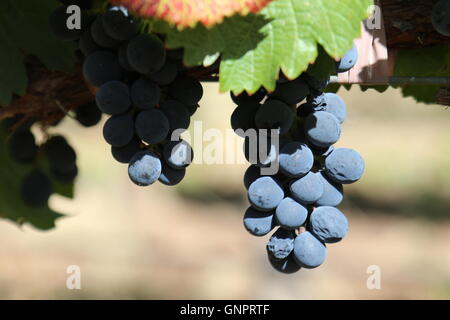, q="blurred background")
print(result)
[0,84,449,299]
